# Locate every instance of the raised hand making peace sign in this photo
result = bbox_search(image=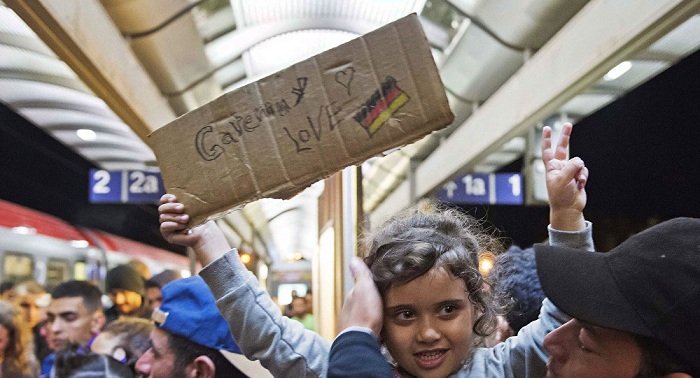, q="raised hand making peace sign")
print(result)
[541,122,588,231]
